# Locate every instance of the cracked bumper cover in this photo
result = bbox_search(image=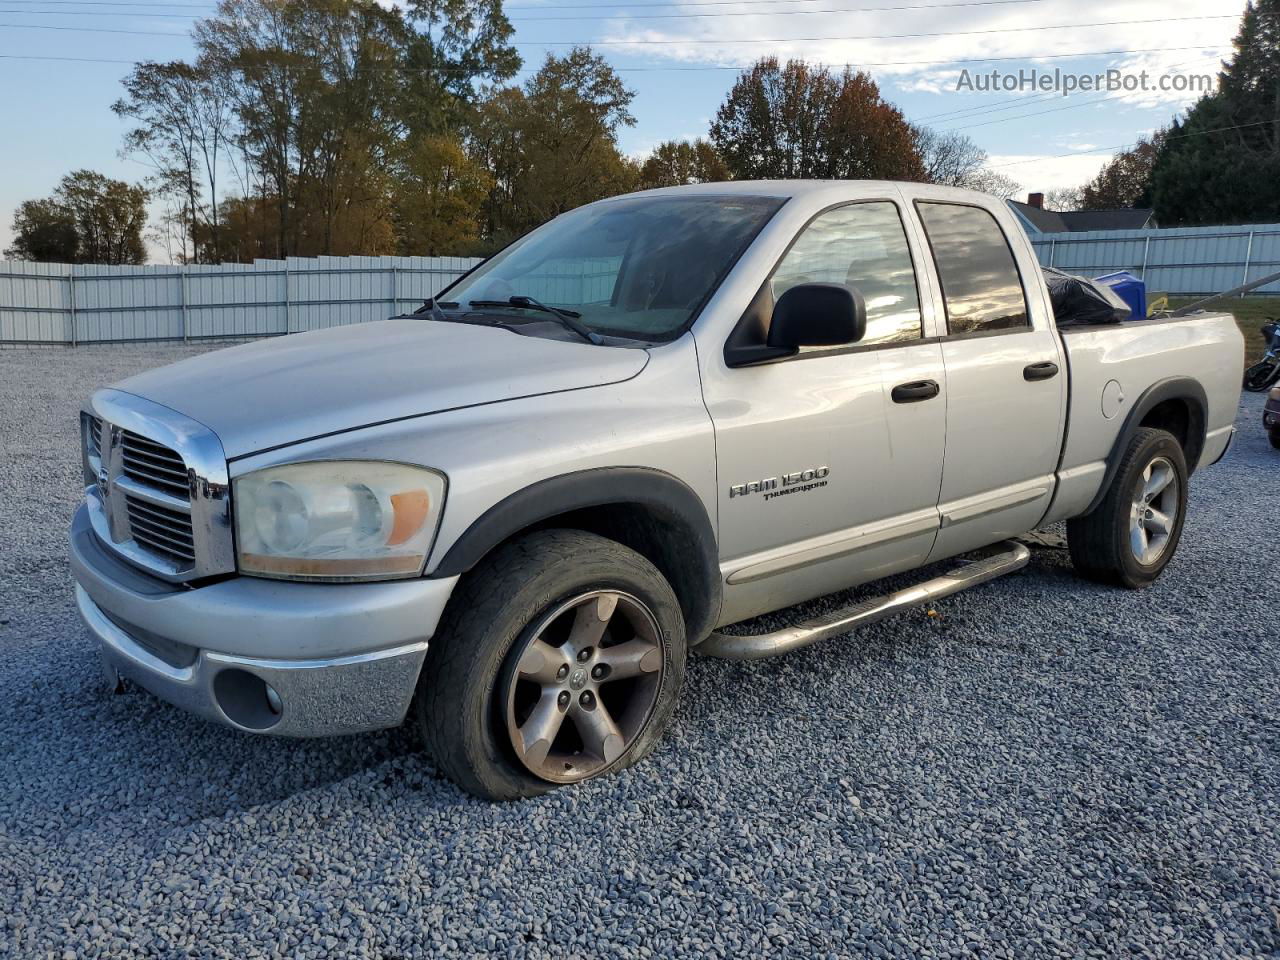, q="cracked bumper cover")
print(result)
[69,504,459,737]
